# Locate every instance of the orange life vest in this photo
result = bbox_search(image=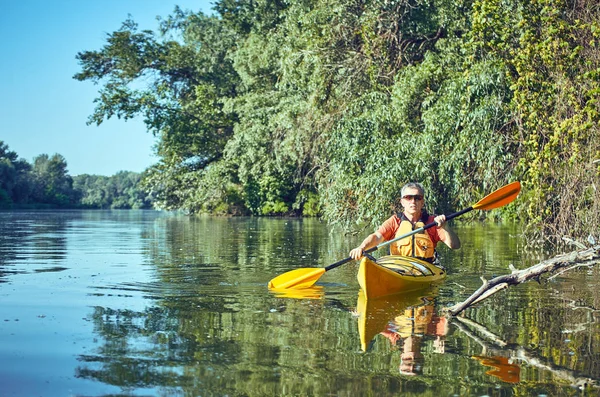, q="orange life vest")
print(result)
[390,212,436,259]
